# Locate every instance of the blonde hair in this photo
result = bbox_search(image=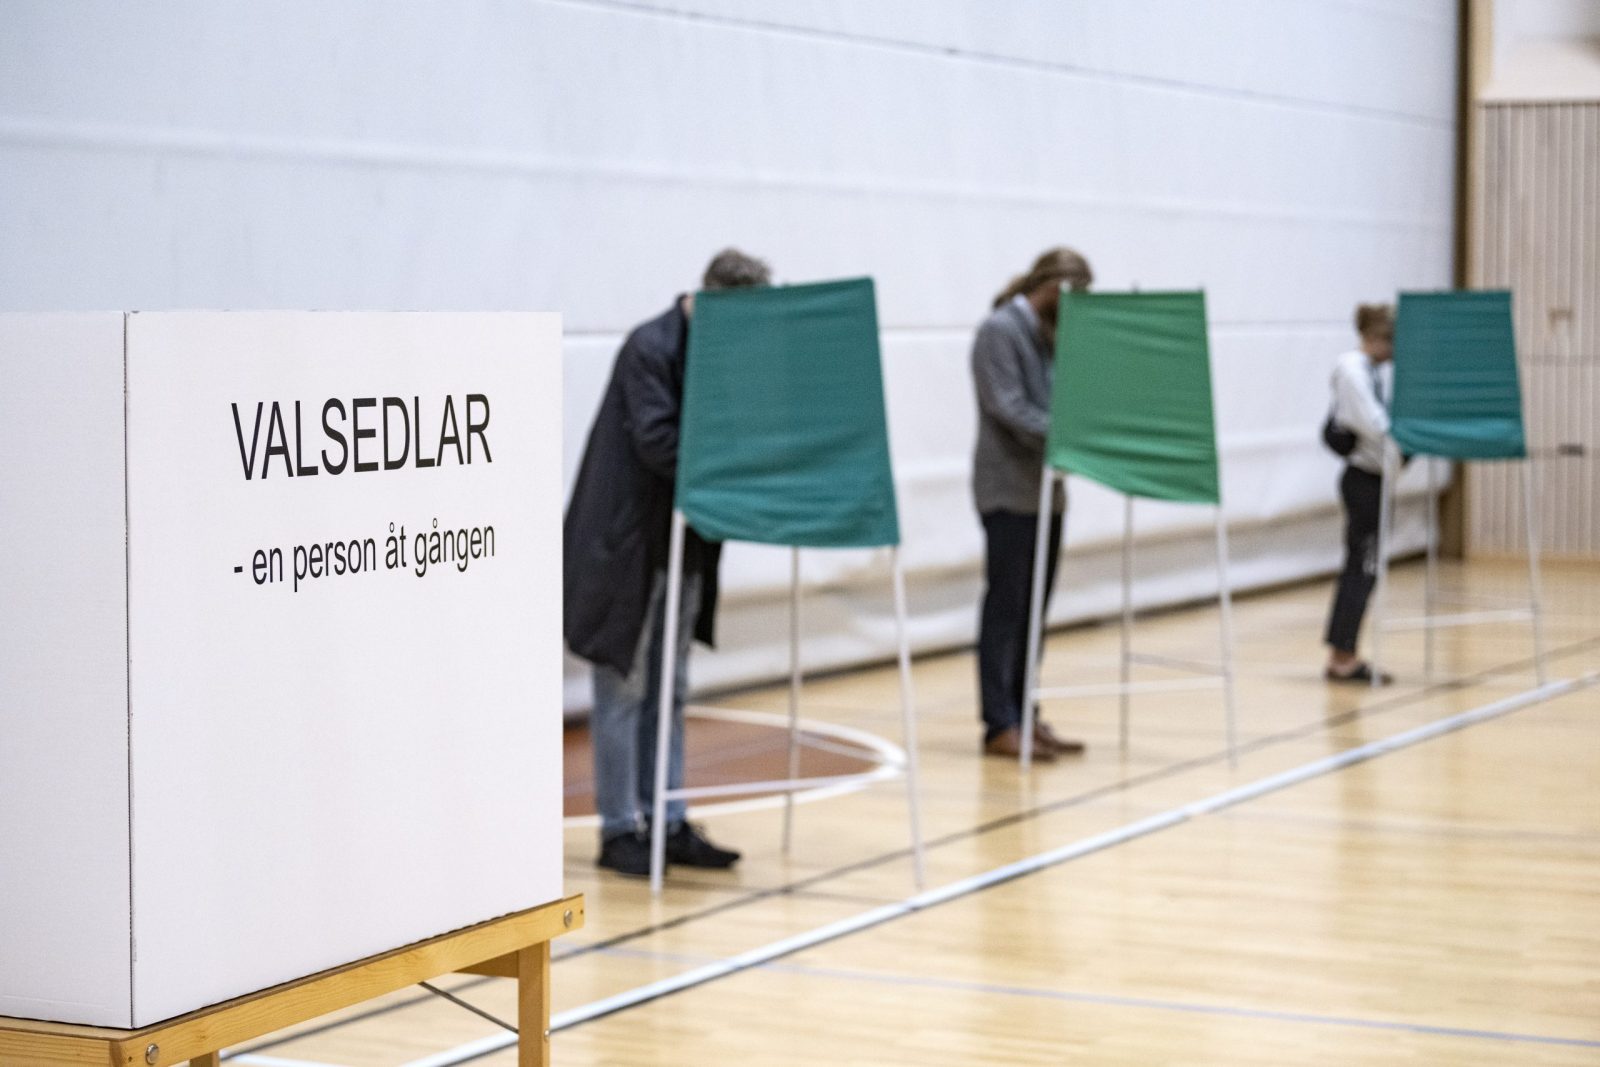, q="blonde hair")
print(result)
[993,247,1093,309]
[1355,303,1394,339]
